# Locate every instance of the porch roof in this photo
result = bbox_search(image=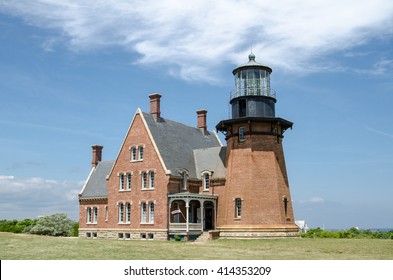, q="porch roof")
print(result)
[168,192,218,201]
